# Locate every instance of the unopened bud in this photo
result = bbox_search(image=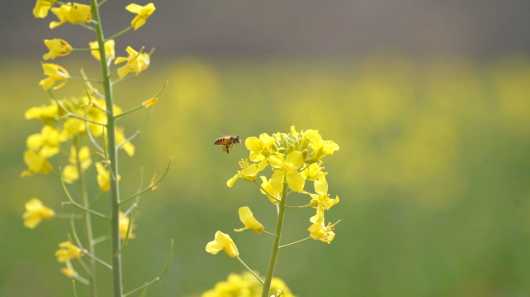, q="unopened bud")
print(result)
[142,97,158,108]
